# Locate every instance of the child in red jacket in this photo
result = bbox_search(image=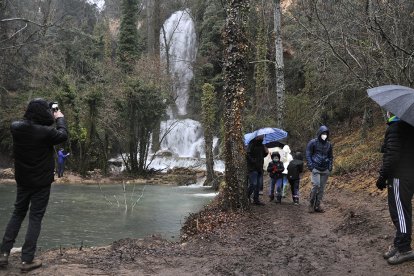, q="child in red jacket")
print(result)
[267,152,285,203]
